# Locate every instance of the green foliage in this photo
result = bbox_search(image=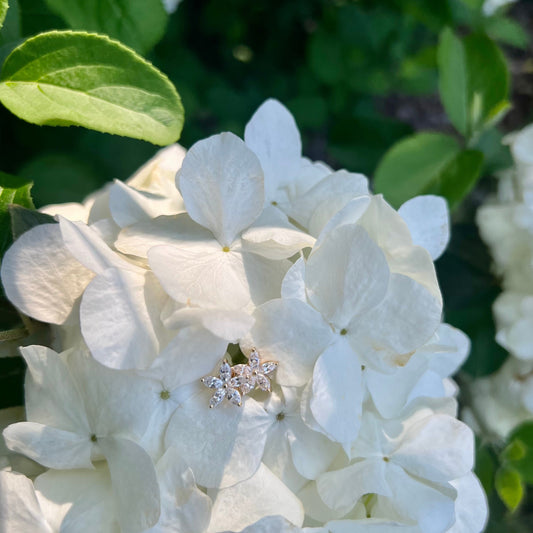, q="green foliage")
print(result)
[0,0,8,30]
[374,132,483,209]
[496,465,524,512]
[485,16,529,49]
[0,31,184,145]
[0,172,33,258]
[476,442,496,496]
[507,424,533,485]
[9,204,55,240]
[437,149,483,210]
[44,0,168,54]
[437,28,510,141]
